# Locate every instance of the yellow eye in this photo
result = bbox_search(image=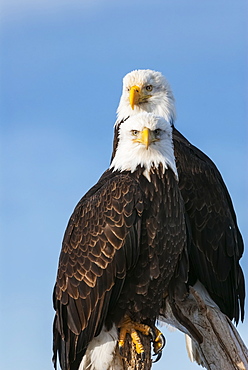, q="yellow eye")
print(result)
[145,85,153,92]
[131,130,139,136]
